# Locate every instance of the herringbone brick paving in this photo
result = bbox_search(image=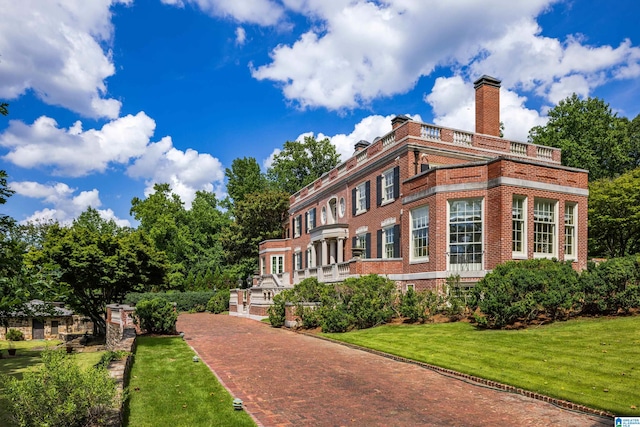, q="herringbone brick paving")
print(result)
[177,313,611,427]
